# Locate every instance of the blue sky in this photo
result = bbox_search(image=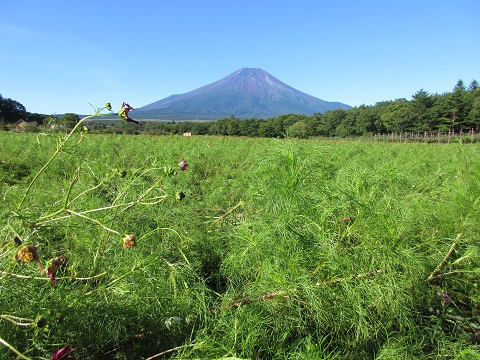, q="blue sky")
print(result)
[1,0,479,115]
